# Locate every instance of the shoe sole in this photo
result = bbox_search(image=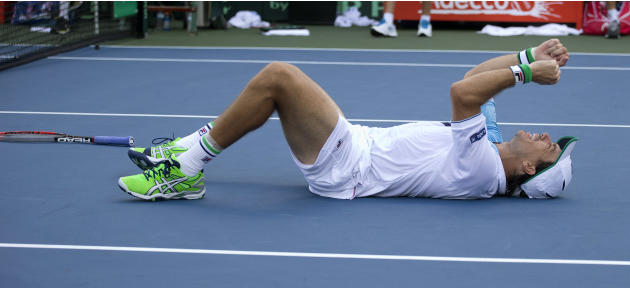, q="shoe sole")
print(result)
[370,28,397,37]
[118,178,206,201]
[128,149,161,170]
[417,28,432,37]
[371,28,384,37]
